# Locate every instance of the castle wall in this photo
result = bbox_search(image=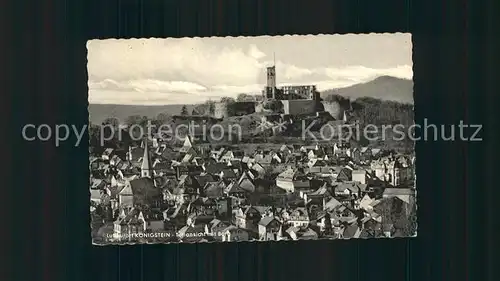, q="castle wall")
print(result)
[281,85,317,100]
[228,102,256,116]
[321,101,342,120]
[282,100,317,115]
